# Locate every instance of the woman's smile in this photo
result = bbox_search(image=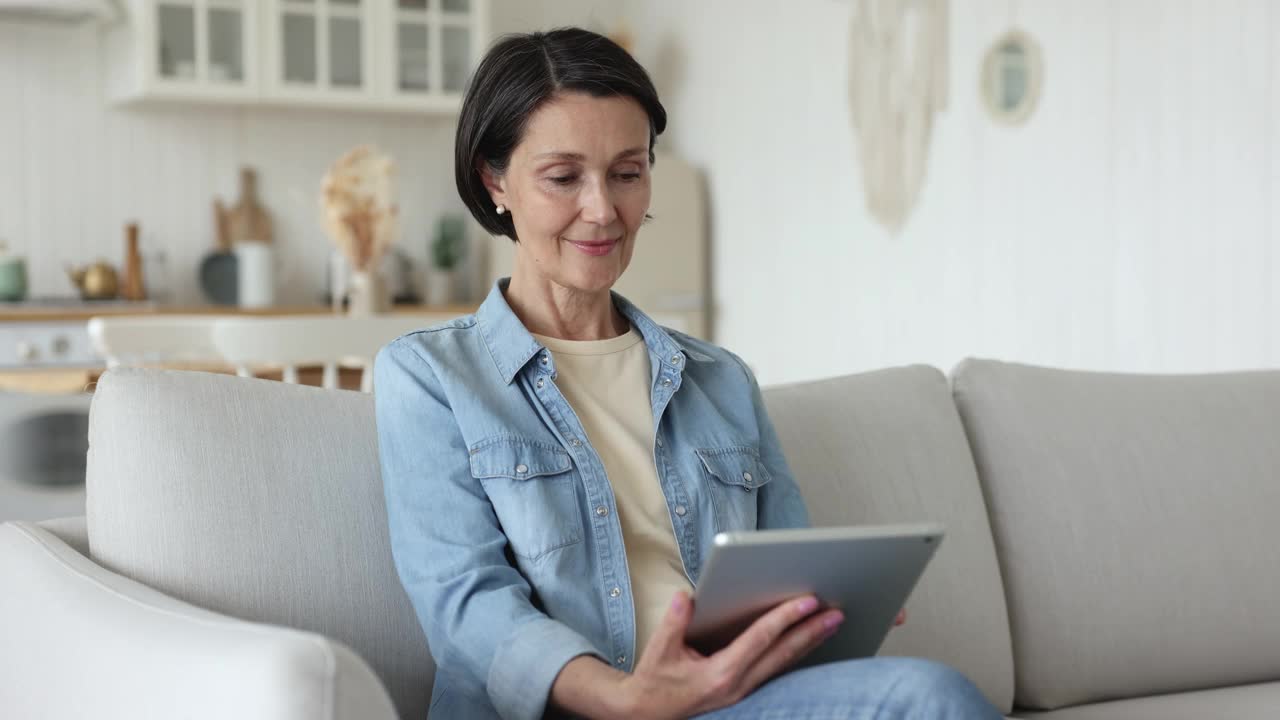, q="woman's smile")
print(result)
[564,236,621,256]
